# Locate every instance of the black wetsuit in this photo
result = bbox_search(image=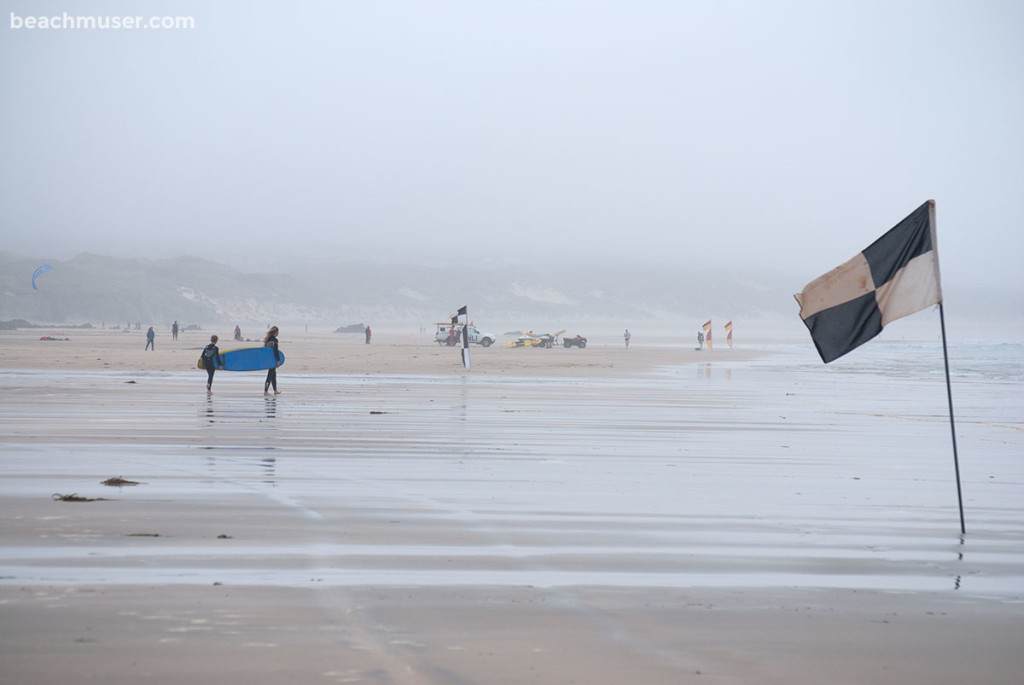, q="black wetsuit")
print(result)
[264,335,279,393]
[203,343,222,390]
